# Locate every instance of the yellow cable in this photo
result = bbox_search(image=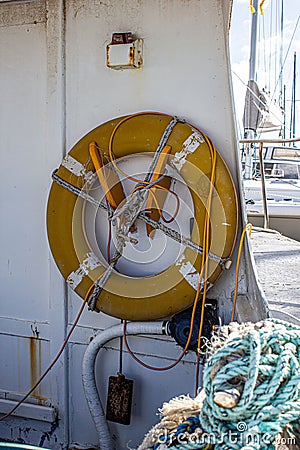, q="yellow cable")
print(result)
[231,223,253,322]
[108,111,172,183]
[249,0,265,15]
[0,287,93,422]
[0,270,111,422]
[249,0,255,13]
